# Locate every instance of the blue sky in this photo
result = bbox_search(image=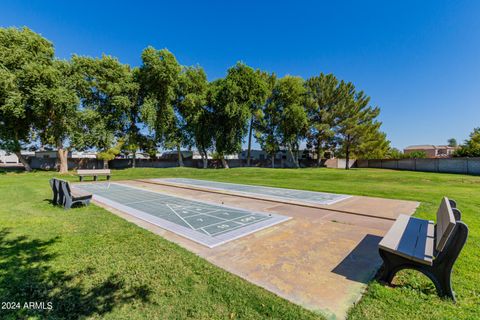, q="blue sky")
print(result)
[1,0,479,150]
